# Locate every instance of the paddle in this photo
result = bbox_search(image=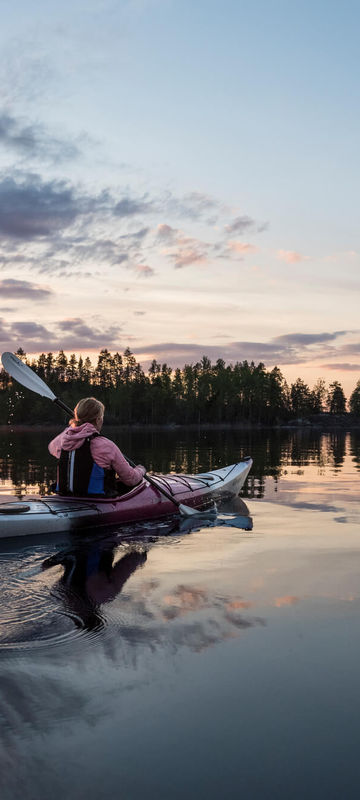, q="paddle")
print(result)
[1,351,213,518]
